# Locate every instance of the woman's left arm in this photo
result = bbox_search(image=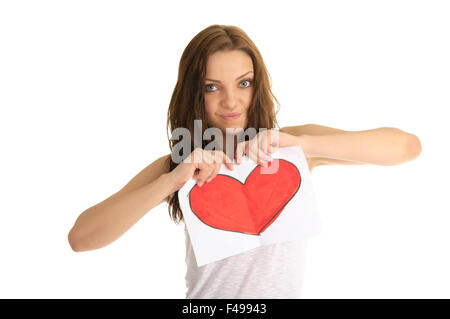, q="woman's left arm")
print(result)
[281,124,422,166]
